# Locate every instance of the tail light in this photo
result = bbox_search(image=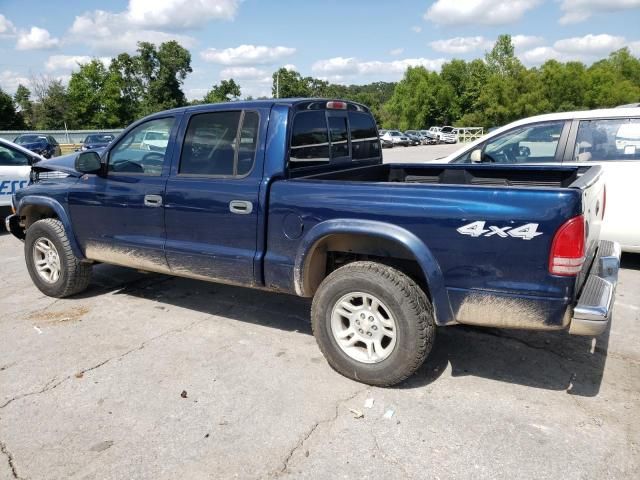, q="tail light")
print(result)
[602,186,606,220]
[549,215,585,276]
